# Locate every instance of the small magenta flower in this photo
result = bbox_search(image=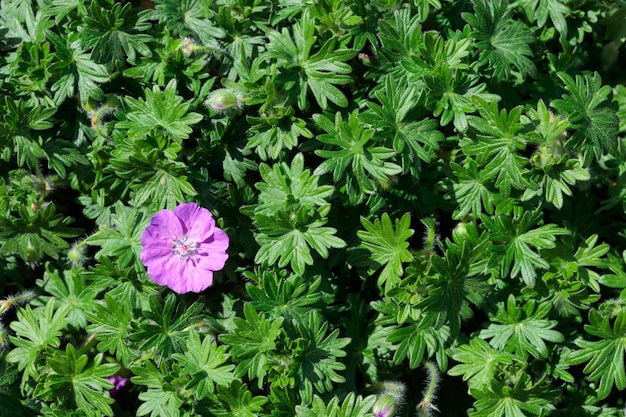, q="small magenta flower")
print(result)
[107,375,128,396]
[141,202,229,294]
